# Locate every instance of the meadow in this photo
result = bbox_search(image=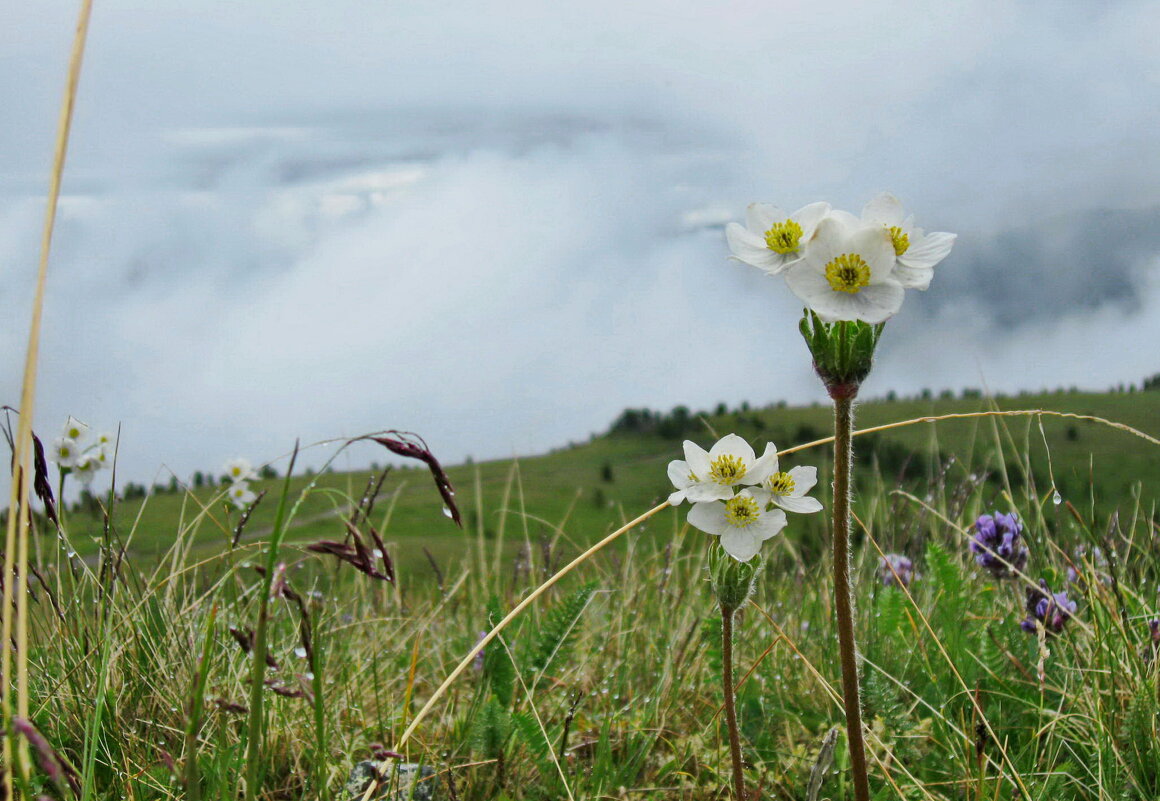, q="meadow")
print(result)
[11,386,1160,799]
